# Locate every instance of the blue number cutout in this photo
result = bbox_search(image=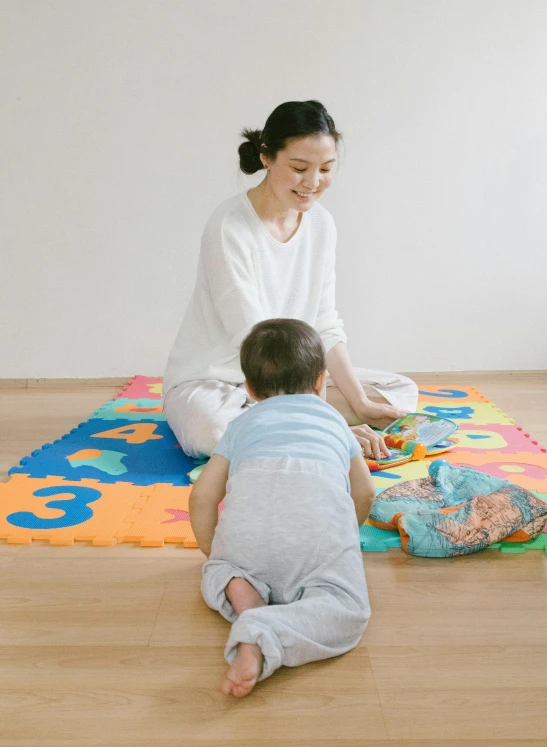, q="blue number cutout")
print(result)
[423,405,475,420]
[7,485,102,529]
[418,388,468,399]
